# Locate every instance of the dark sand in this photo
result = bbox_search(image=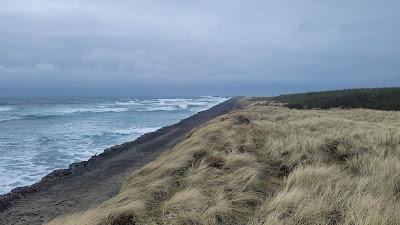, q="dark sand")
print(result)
[0,97,241,225]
